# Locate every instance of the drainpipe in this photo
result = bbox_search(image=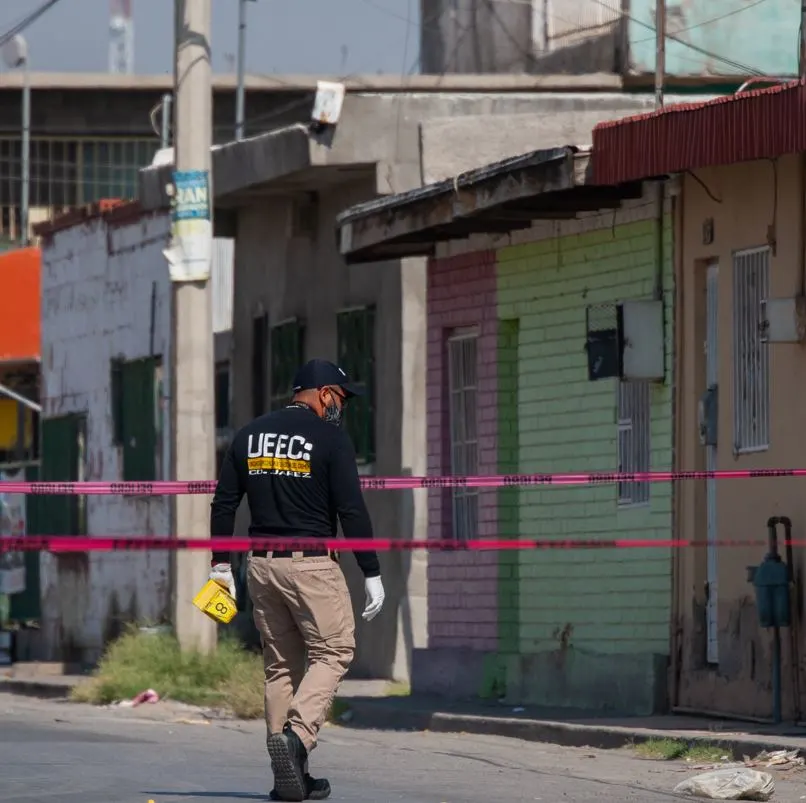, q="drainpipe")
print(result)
[668,181,683,710]
[800,151,806,299]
